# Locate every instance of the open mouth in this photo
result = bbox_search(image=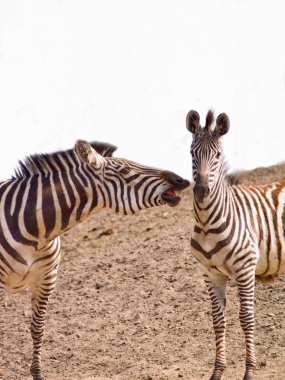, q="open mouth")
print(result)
[162,189,182,207]
[161,177,190,207]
